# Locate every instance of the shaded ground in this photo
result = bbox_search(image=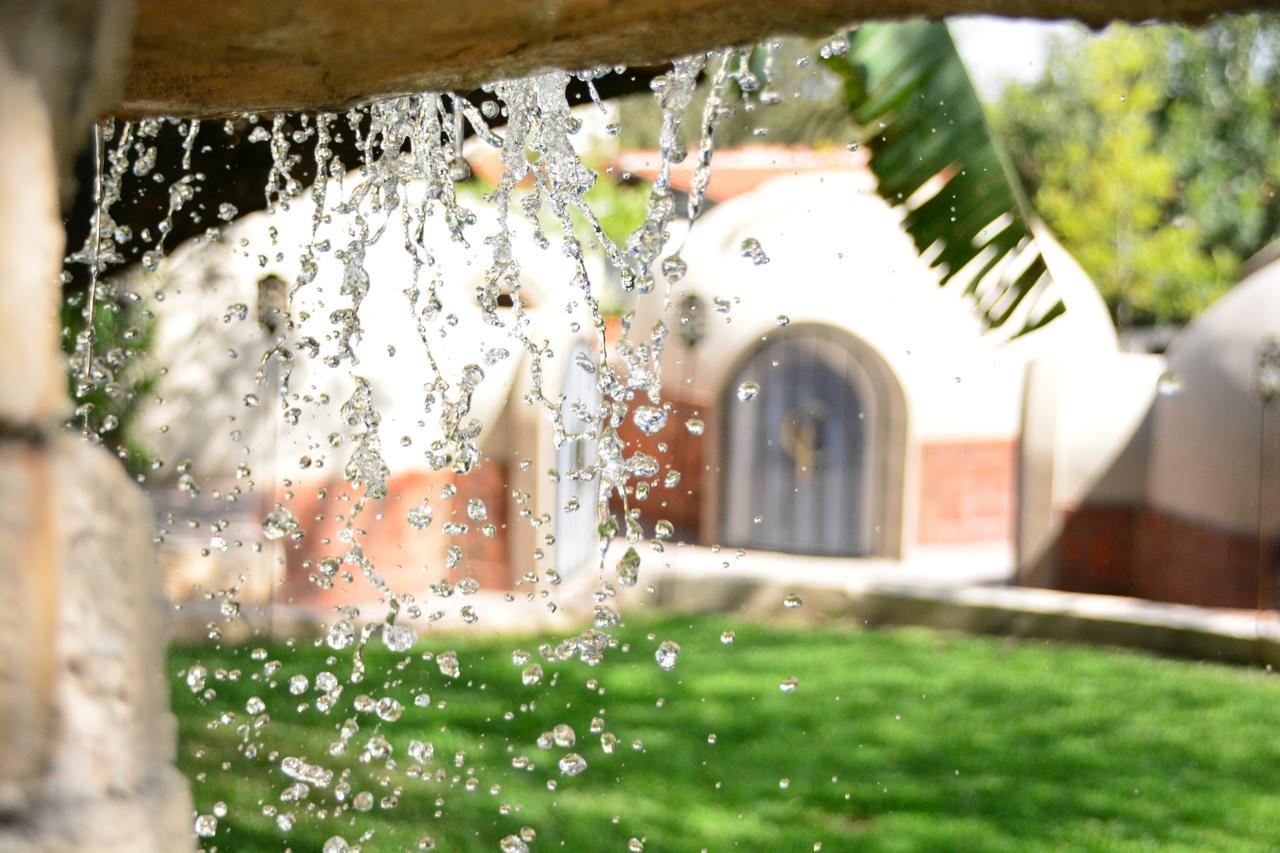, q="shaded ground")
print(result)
[172,616,1280,851]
